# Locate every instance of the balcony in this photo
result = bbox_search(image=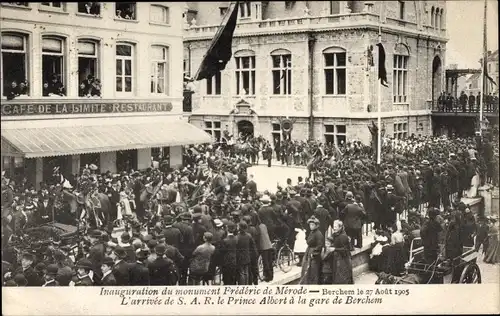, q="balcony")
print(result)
[431,100,499,117]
